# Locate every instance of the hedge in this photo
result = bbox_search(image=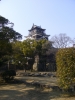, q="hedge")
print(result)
[56,47,75,90]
